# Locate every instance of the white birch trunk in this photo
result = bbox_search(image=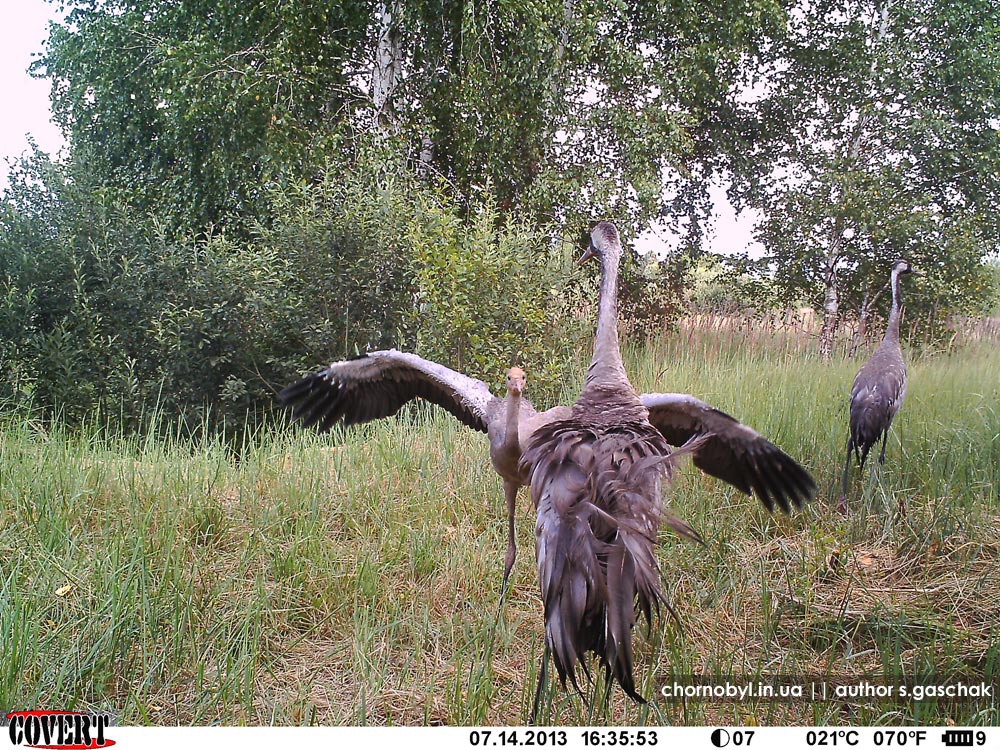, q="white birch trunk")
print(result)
[819,261,840,360]
[372,1,403,134]
[820,3,892,359]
